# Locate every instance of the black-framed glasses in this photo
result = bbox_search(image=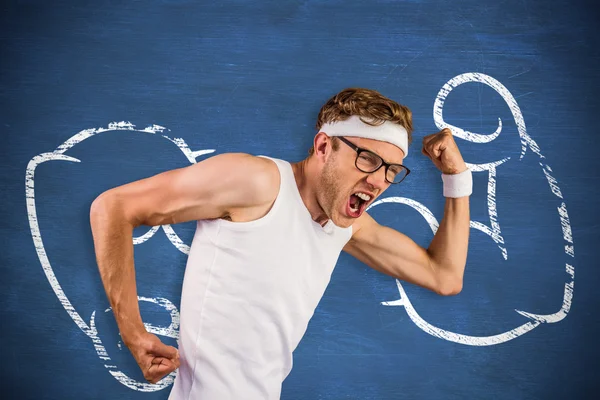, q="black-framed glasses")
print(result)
[337,136,410,184]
